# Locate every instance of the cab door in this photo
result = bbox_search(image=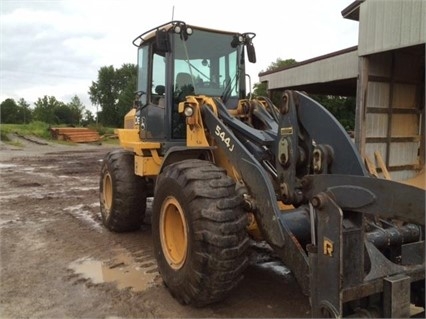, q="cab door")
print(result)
[137,43,167,140]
